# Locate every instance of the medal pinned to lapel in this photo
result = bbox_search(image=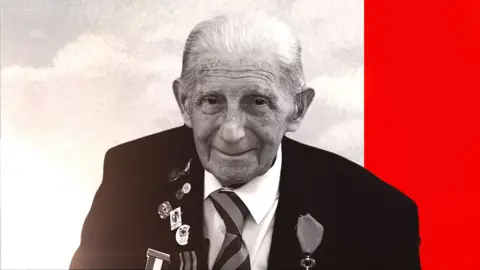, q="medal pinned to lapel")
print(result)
[183,159,191,175]
[175,224,190,246]
[168,159,192,182]
[175,182,192,201]
[158,201,172,219]
[170,207,182,231]
[182,183,191,194]
[296,213,324,270]
[175,189,185,200]
[145,248,170,270]
[178,251,198,270]
[168,168,182,182]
